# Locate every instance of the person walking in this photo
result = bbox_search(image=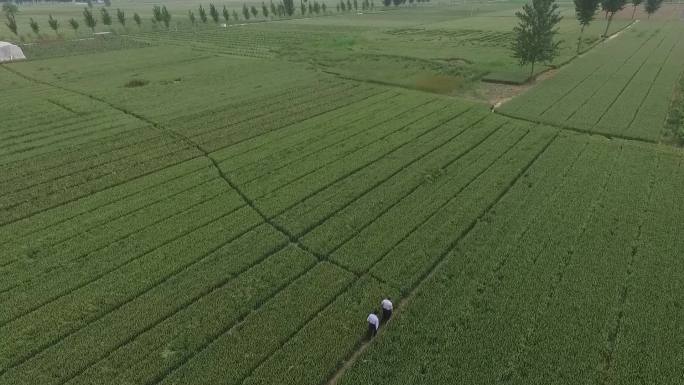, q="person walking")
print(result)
[381,298,393,322]
[367,311,379,339]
